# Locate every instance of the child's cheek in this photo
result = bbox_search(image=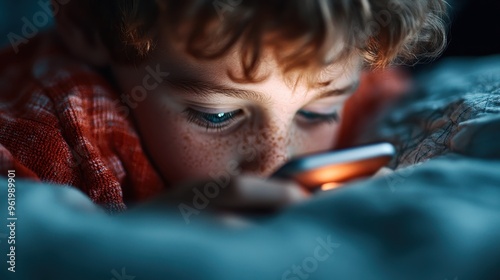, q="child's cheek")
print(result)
[151,116,241,184]
[175,130,235,179]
